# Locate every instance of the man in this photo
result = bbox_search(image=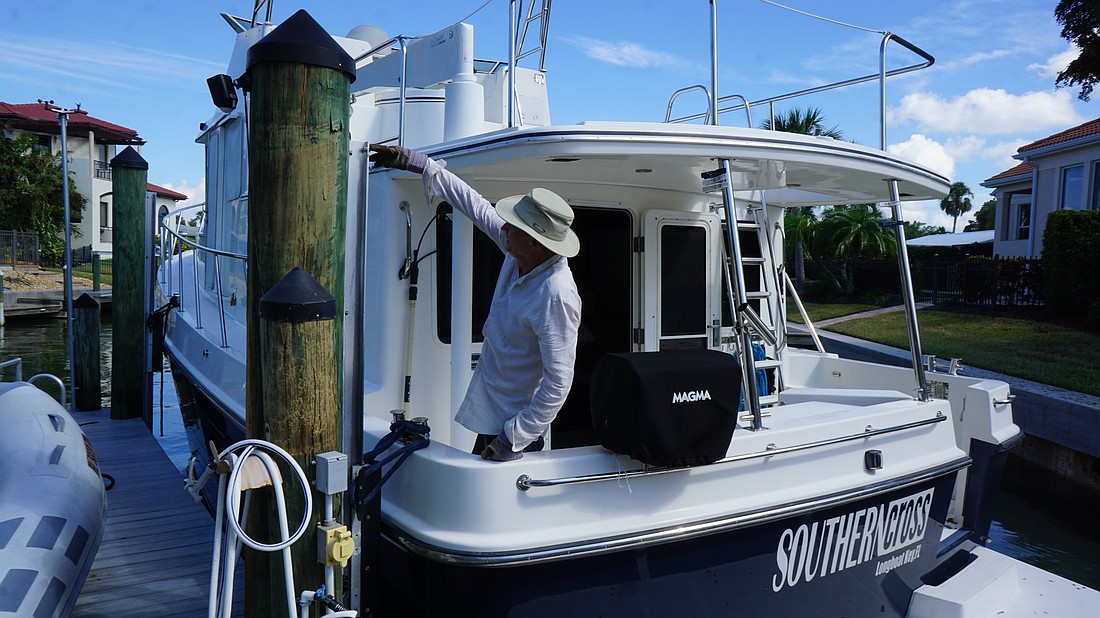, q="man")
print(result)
[369,144,581,462]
